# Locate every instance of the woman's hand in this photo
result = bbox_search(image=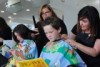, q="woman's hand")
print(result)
[15,50,20,57]
[61,34,67,40]
[66,39,79,49]
[10,49,15,56]
[66,39,100,57]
